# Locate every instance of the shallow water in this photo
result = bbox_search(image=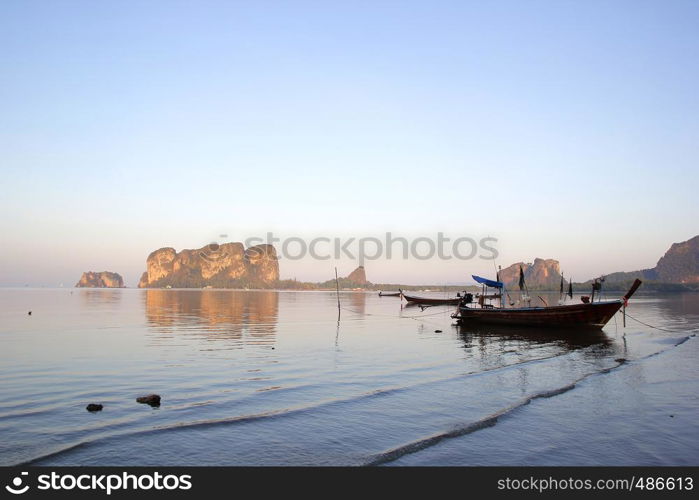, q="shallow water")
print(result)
[0,288,697,466]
